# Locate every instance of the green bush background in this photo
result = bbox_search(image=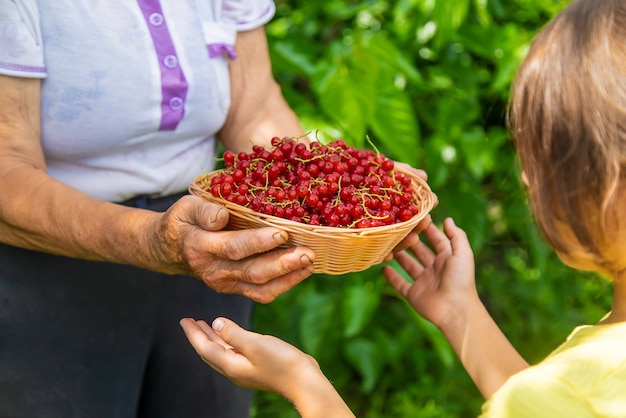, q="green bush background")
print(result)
[251,1,613,416]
